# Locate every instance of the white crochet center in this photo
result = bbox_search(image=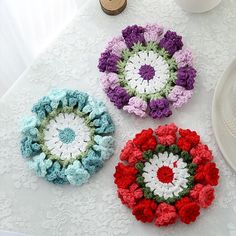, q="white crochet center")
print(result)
[43,113,91,160]
[142,152,190,199]
[124,51,169,94]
